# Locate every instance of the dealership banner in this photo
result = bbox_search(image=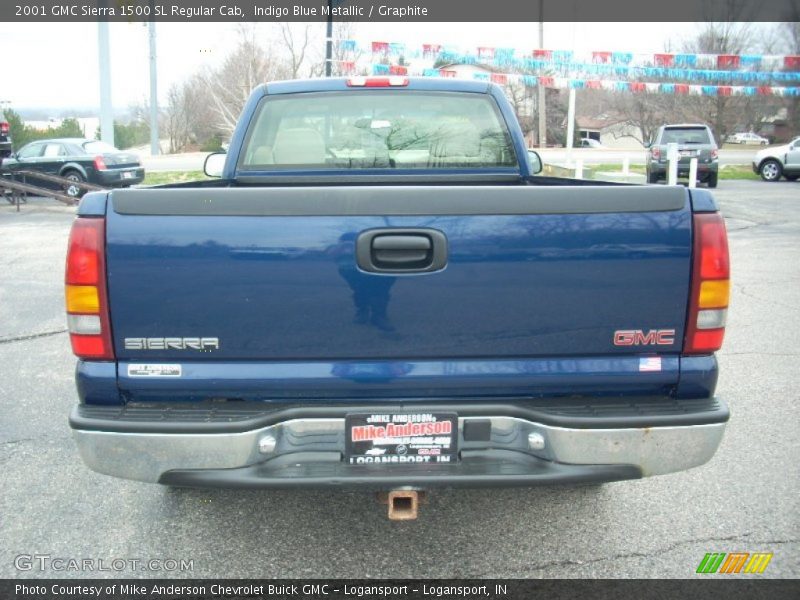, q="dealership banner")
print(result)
[2,0,799,22]
[2,579,799,600]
